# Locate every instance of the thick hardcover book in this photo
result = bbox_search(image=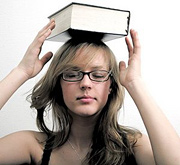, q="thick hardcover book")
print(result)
[47,2,130,42]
